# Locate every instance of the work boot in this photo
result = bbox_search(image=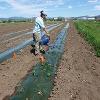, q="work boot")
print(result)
[40,49,45,54]
[34,50,39,56]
